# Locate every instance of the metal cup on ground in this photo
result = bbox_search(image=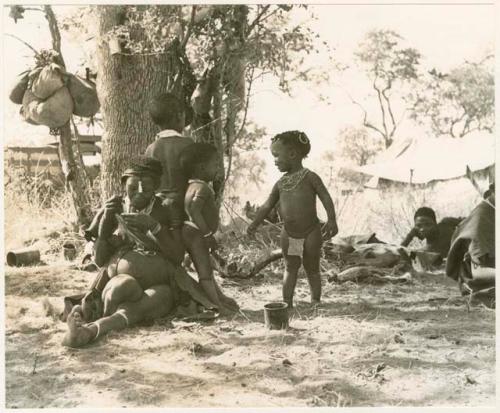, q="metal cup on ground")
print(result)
[264,302,289,330]
[63,242,77,261]
[6,248,41,267]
